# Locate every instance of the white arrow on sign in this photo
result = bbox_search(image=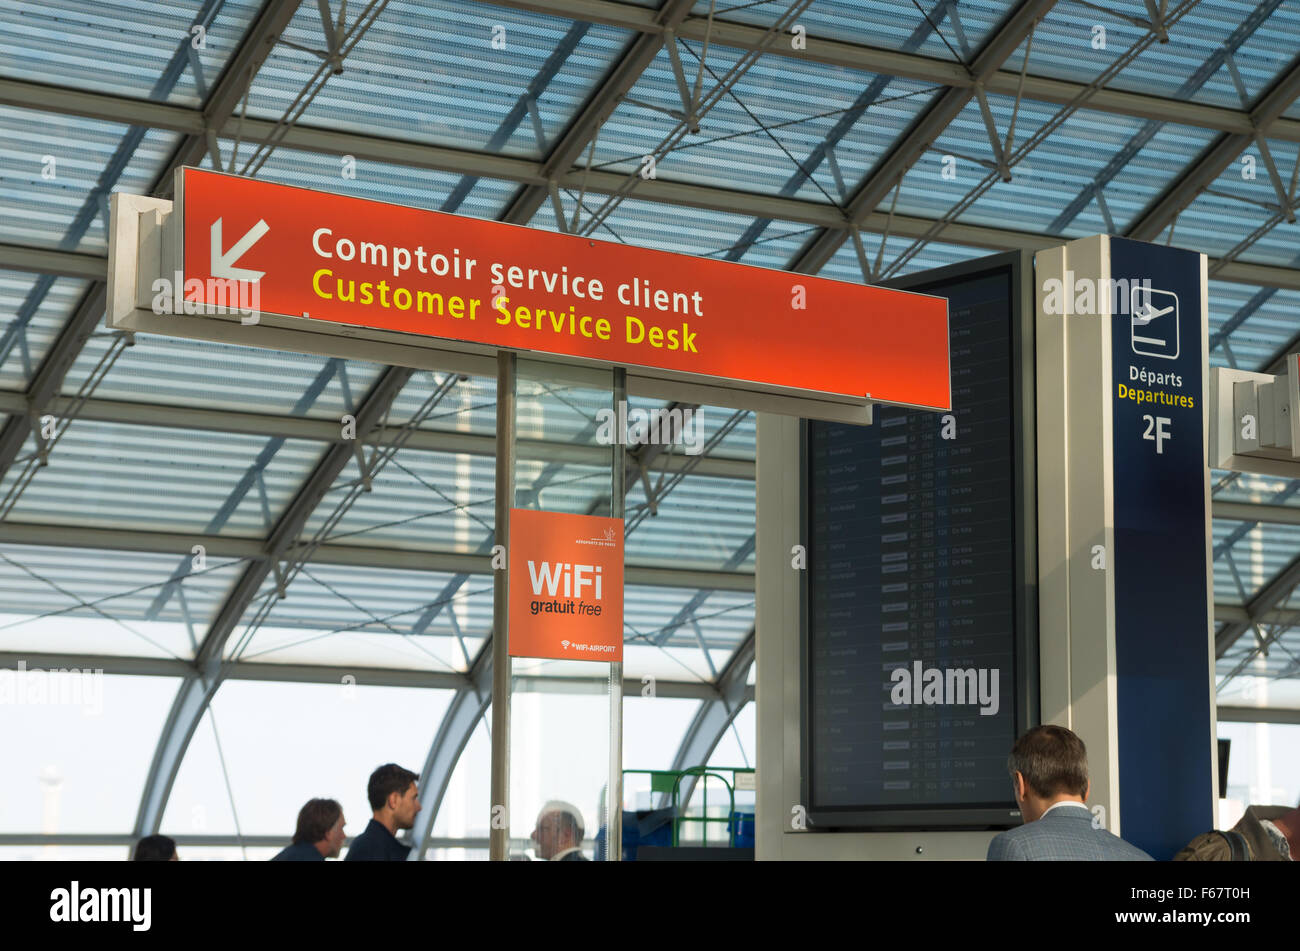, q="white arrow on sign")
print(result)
[210,217,269,281]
